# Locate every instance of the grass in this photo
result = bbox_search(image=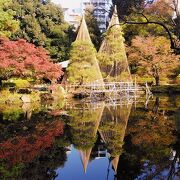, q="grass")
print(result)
[2,78,32,89]
[0,90,41,104]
